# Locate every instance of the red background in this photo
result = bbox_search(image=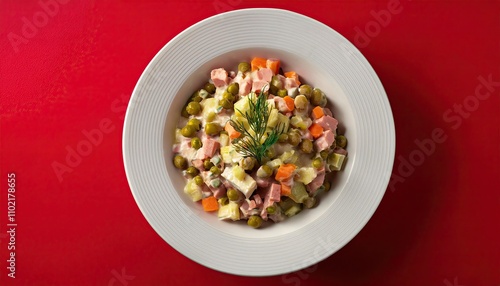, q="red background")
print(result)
[1,1,499,285]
